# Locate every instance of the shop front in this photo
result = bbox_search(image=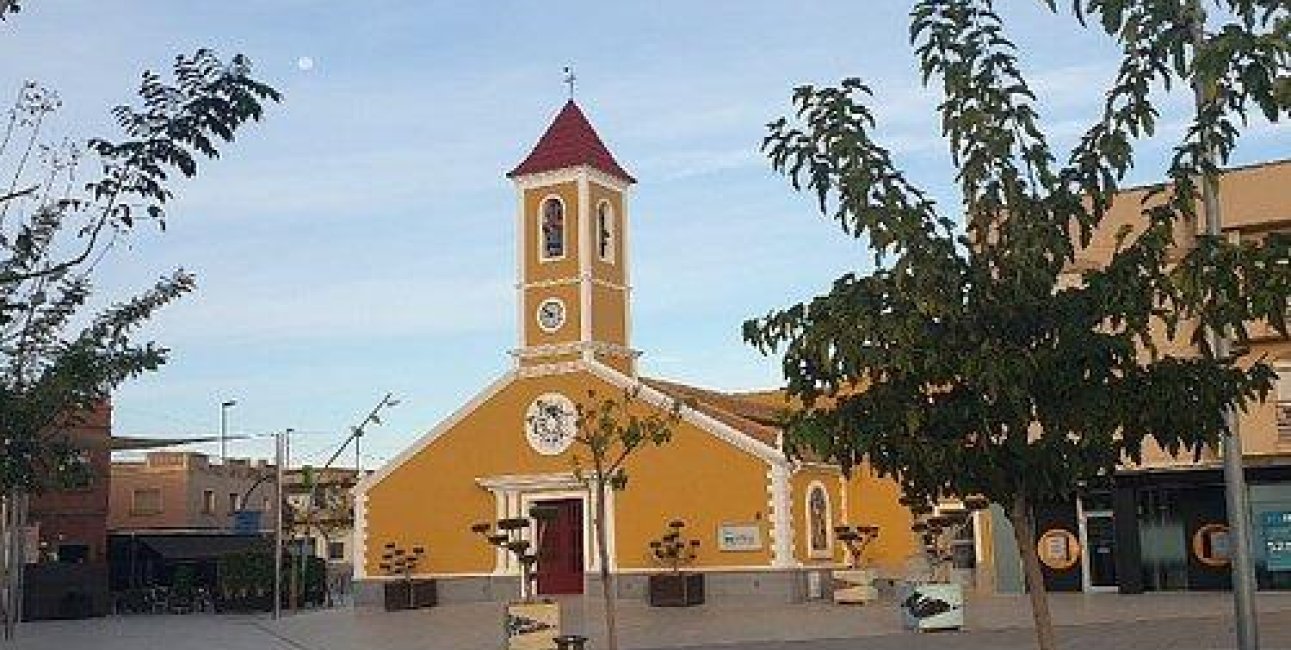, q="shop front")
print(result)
[1029,465,1291,594]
